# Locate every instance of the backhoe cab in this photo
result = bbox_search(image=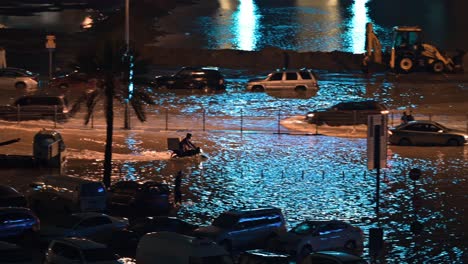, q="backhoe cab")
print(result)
[365,23,463,73]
